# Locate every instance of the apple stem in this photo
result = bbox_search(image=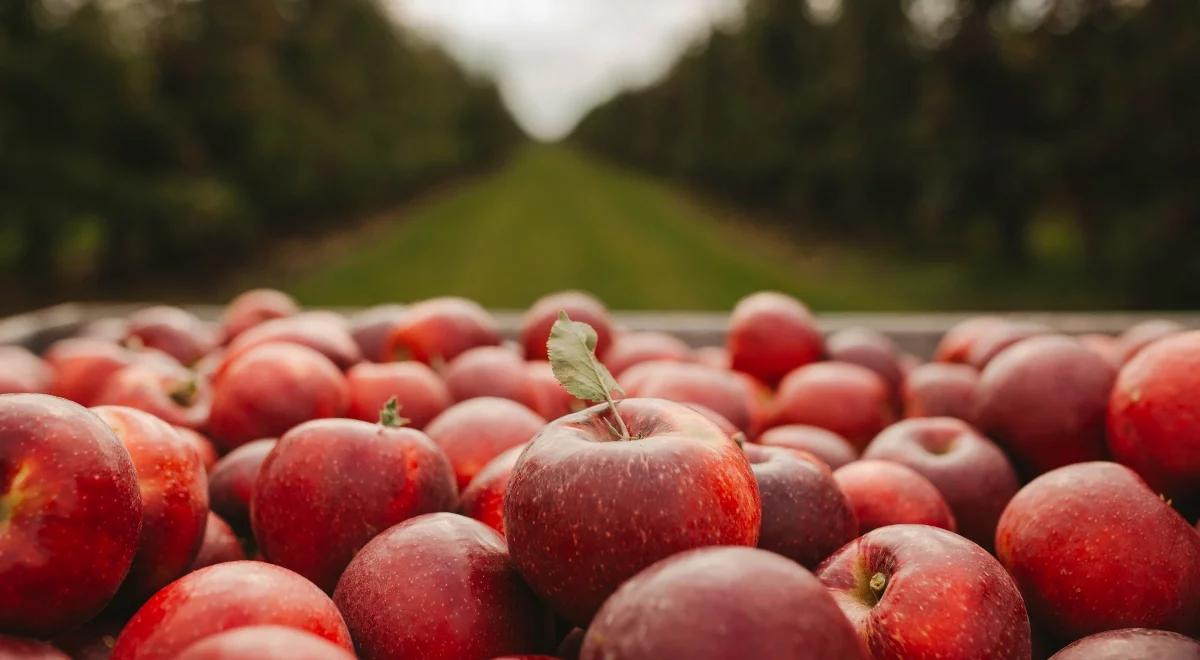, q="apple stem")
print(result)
[605,396,631,440]
[378,396,410,428]
[869,572,888,600]
[169,378,198,407]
